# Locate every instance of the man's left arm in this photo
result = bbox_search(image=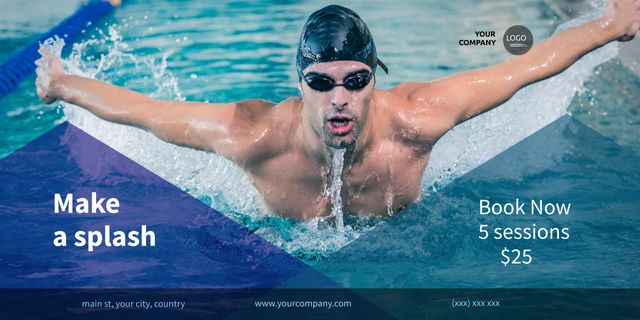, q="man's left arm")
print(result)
[399,0,639,131]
